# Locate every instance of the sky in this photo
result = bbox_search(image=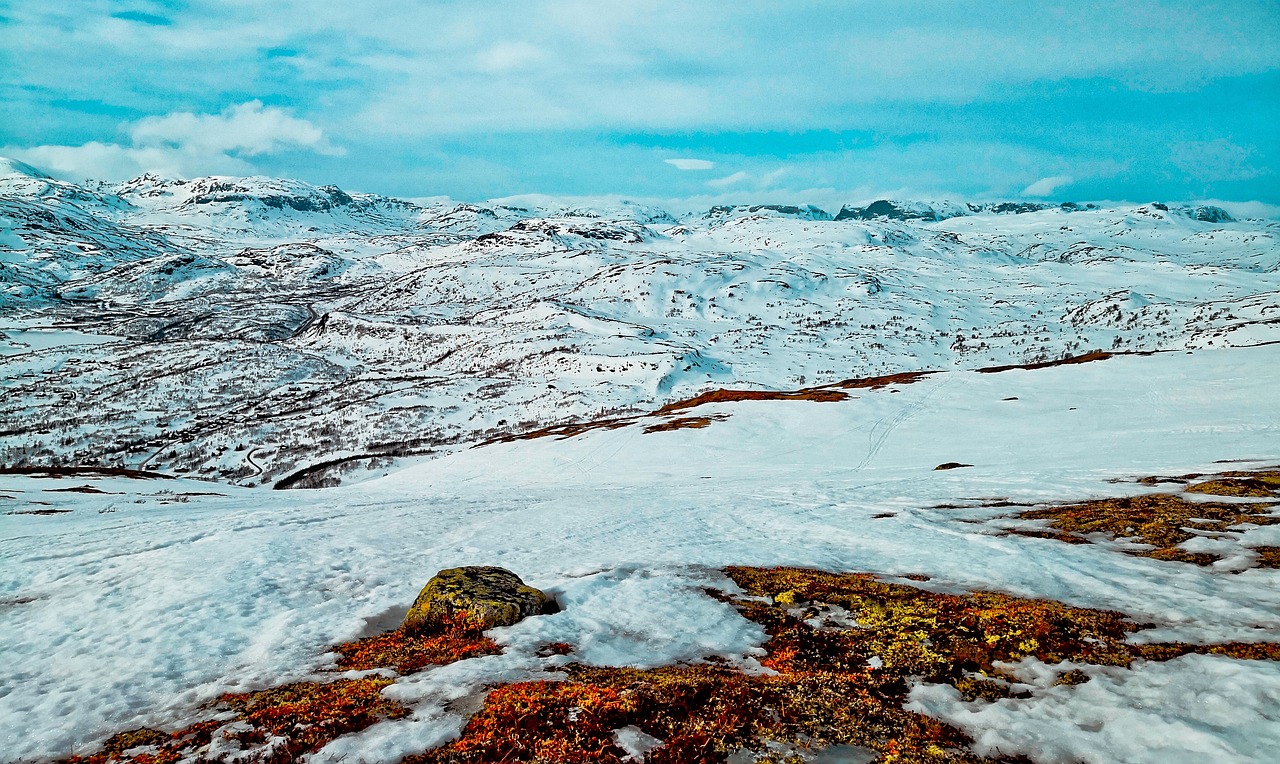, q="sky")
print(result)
[1,1,1278,206]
